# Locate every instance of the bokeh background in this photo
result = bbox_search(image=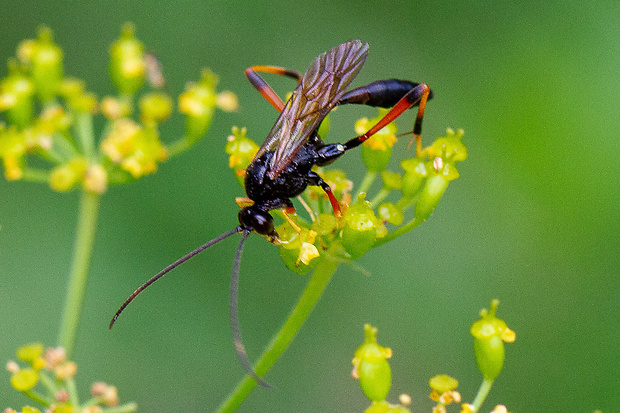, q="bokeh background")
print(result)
[1,1,617,412]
